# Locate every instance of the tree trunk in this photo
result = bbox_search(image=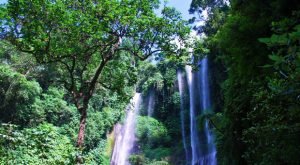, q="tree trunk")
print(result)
[77,107,87,148]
